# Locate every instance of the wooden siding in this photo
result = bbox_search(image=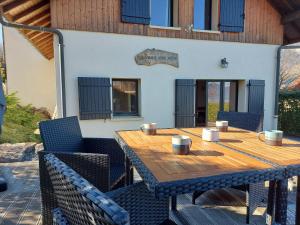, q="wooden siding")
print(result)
[50,0,284,45]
